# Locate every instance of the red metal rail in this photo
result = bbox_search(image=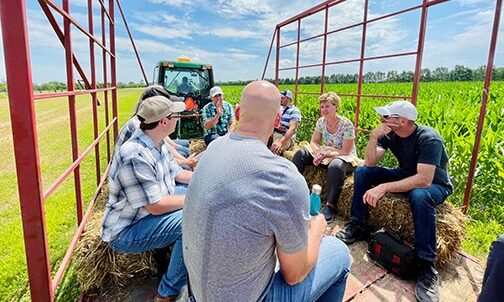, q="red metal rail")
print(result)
[0,1,52,300]
[462,0,502,213]
[262,0,502,214]
[0,0,145,300]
